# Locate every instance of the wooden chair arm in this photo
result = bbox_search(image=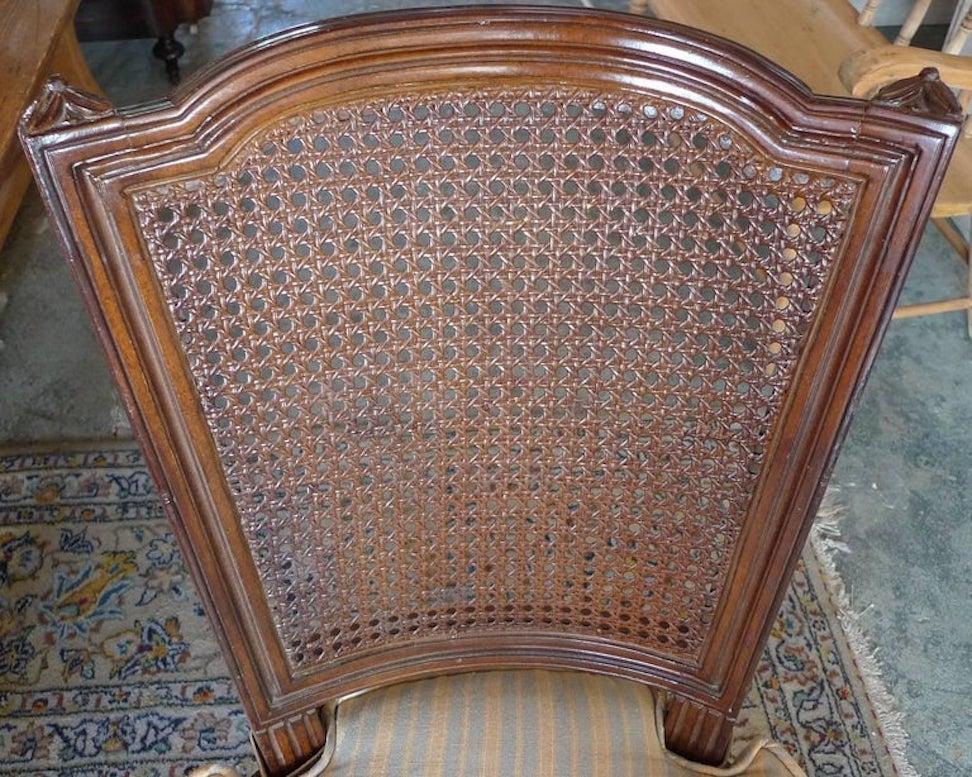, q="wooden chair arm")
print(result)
[840,44,972,97]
